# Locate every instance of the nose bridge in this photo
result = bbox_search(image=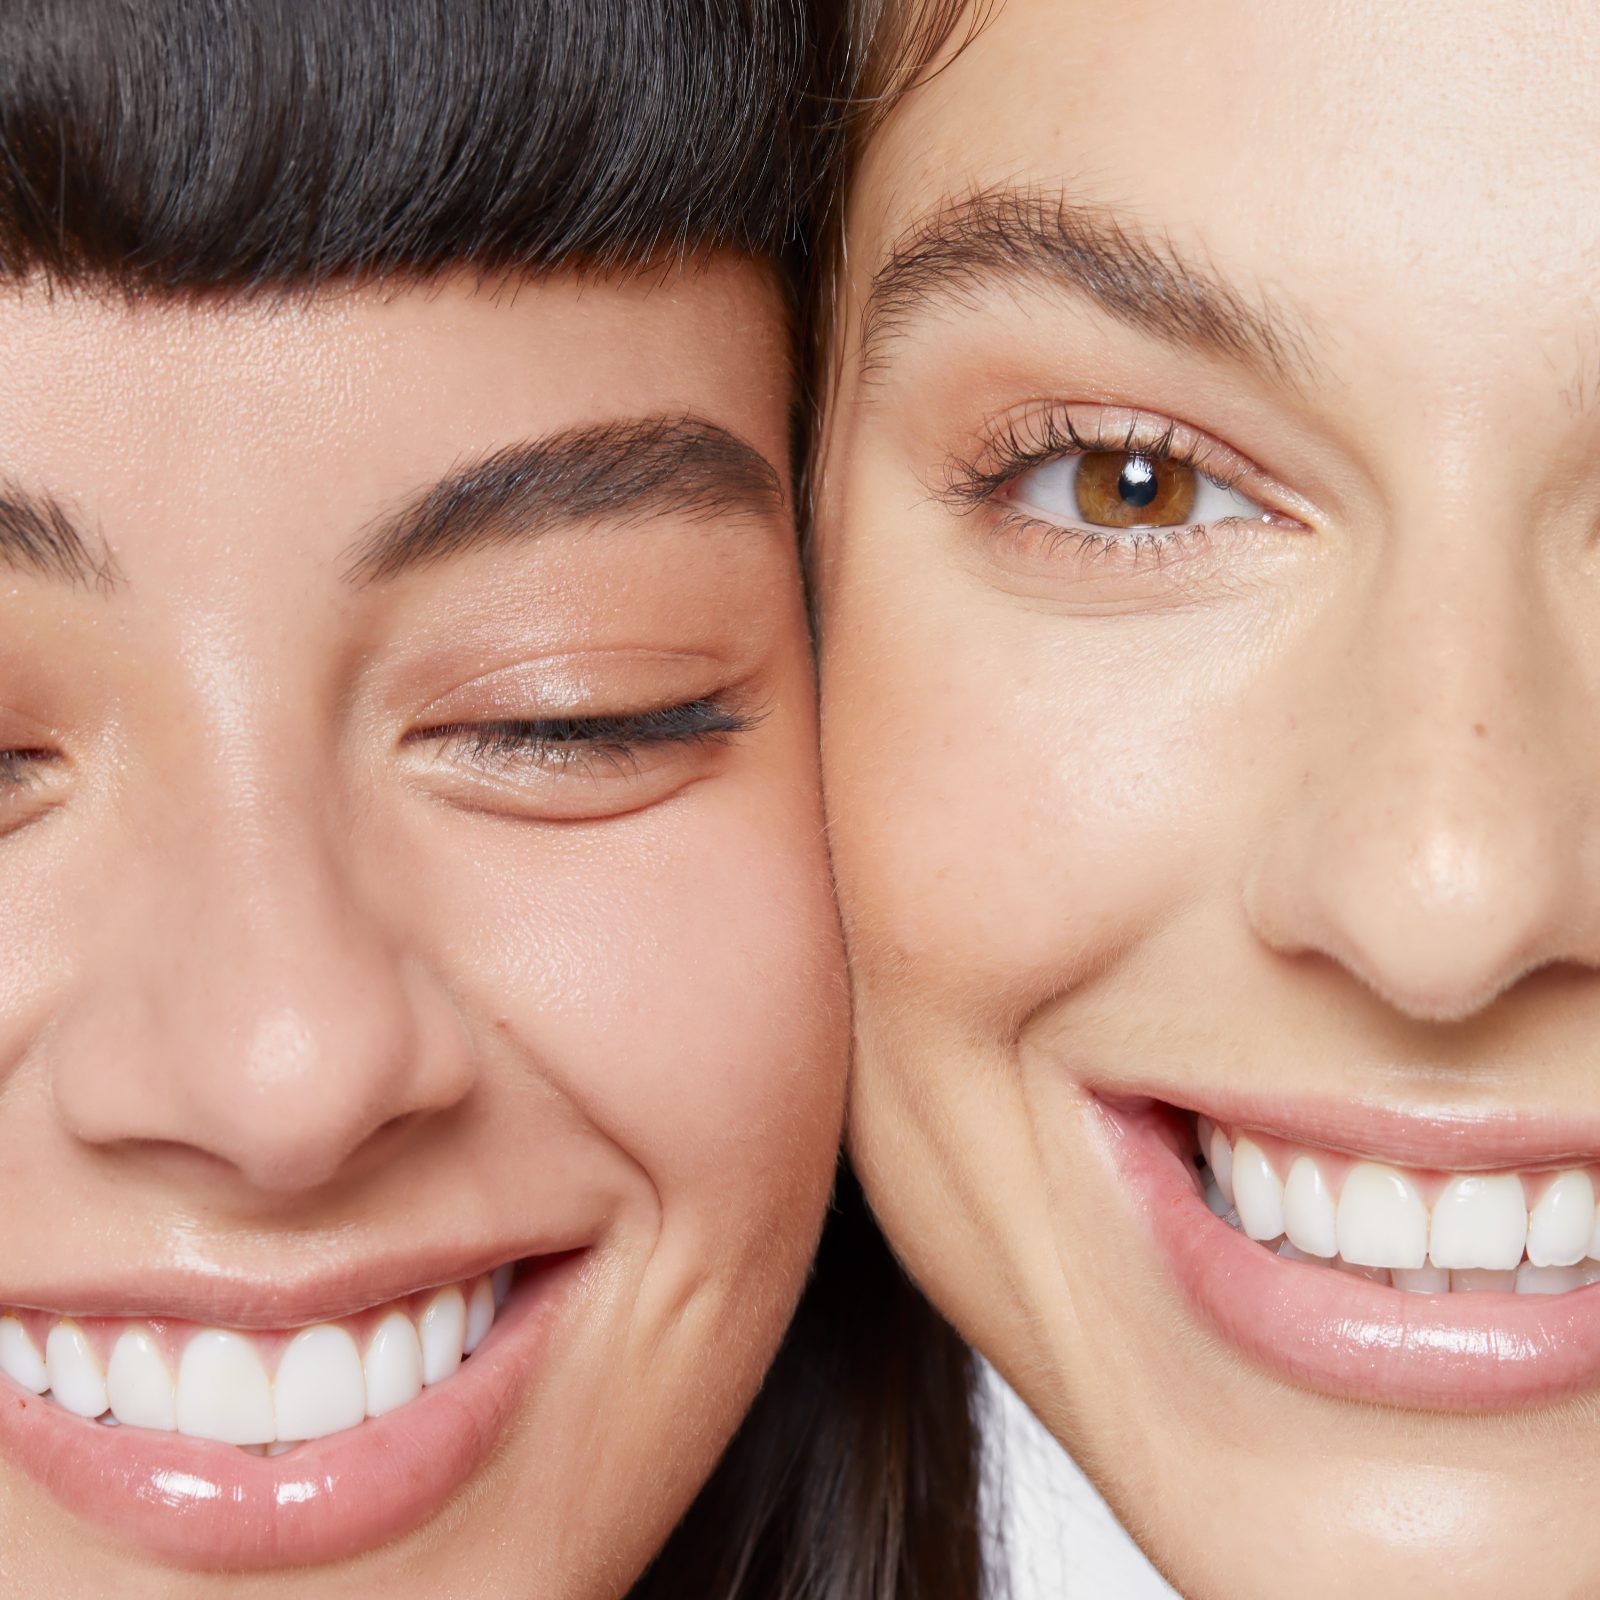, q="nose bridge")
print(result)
[54,743,473,1194]
[1247,516,1600,1021]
